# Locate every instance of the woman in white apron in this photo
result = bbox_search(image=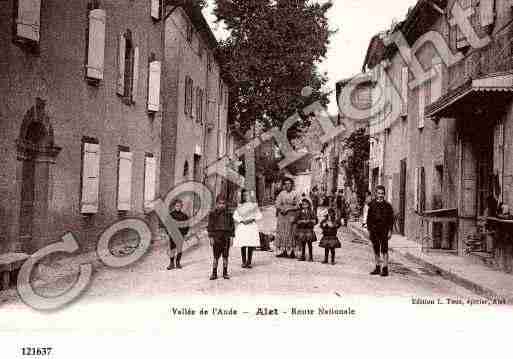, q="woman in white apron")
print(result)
[233,189,263,268]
